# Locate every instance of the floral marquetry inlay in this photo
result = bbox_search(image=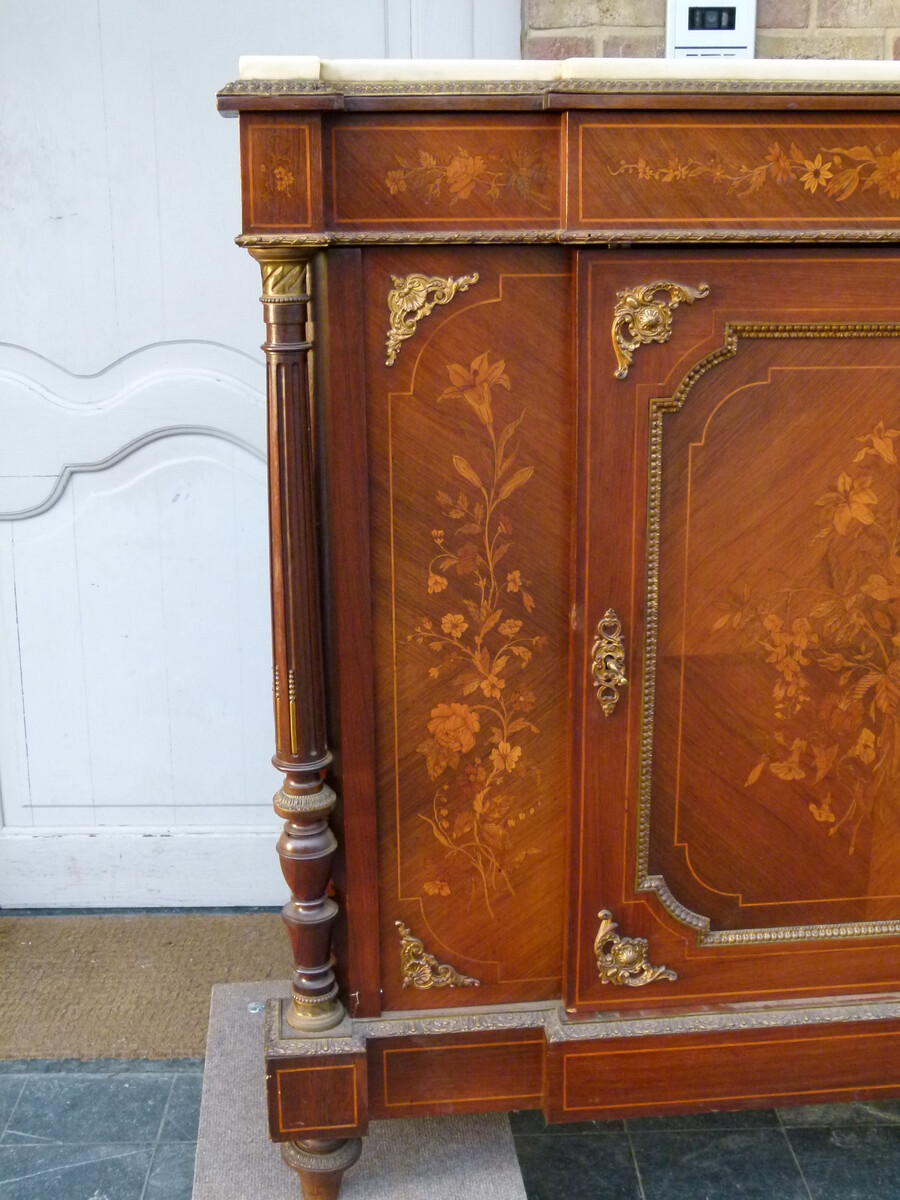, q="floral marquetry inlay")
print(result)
[713,419,900,854]
[386,147,554,211]
[610,140,900,202]
[409,352,548,920]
